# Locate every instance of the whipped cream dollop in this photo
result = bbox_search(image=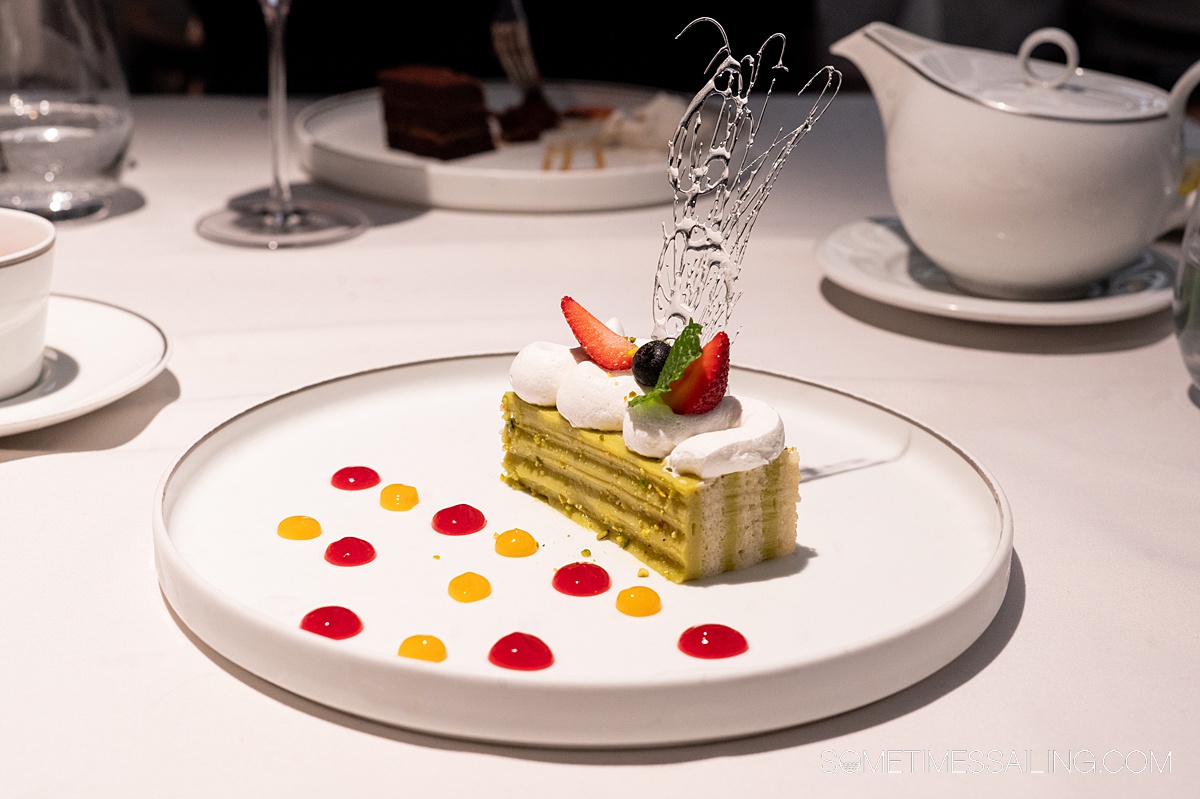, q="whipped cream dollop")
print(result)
[509,341,585,406]
[556,360,641,431]
[599,93,688,150]
[662,397,785,479]
[509,338,785,478]
[623,395,743,458]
